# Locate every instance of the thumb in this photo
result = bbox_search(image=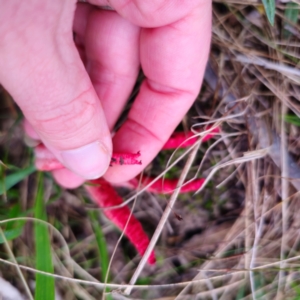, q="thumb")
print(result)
[0,2,112,179]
